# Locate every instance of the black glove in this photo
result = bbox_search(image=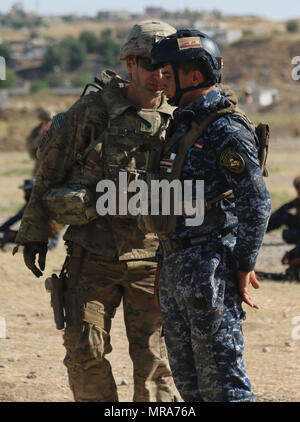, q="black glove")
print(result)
[23,242,48,278]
